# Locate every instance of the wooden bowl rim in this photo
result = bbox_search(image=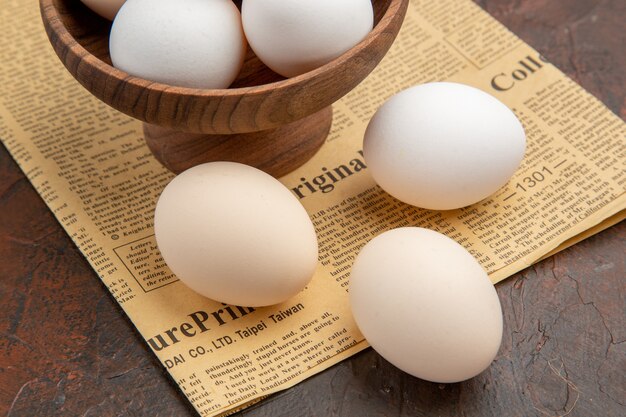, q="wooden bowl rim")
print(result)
[41,0,408,99]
